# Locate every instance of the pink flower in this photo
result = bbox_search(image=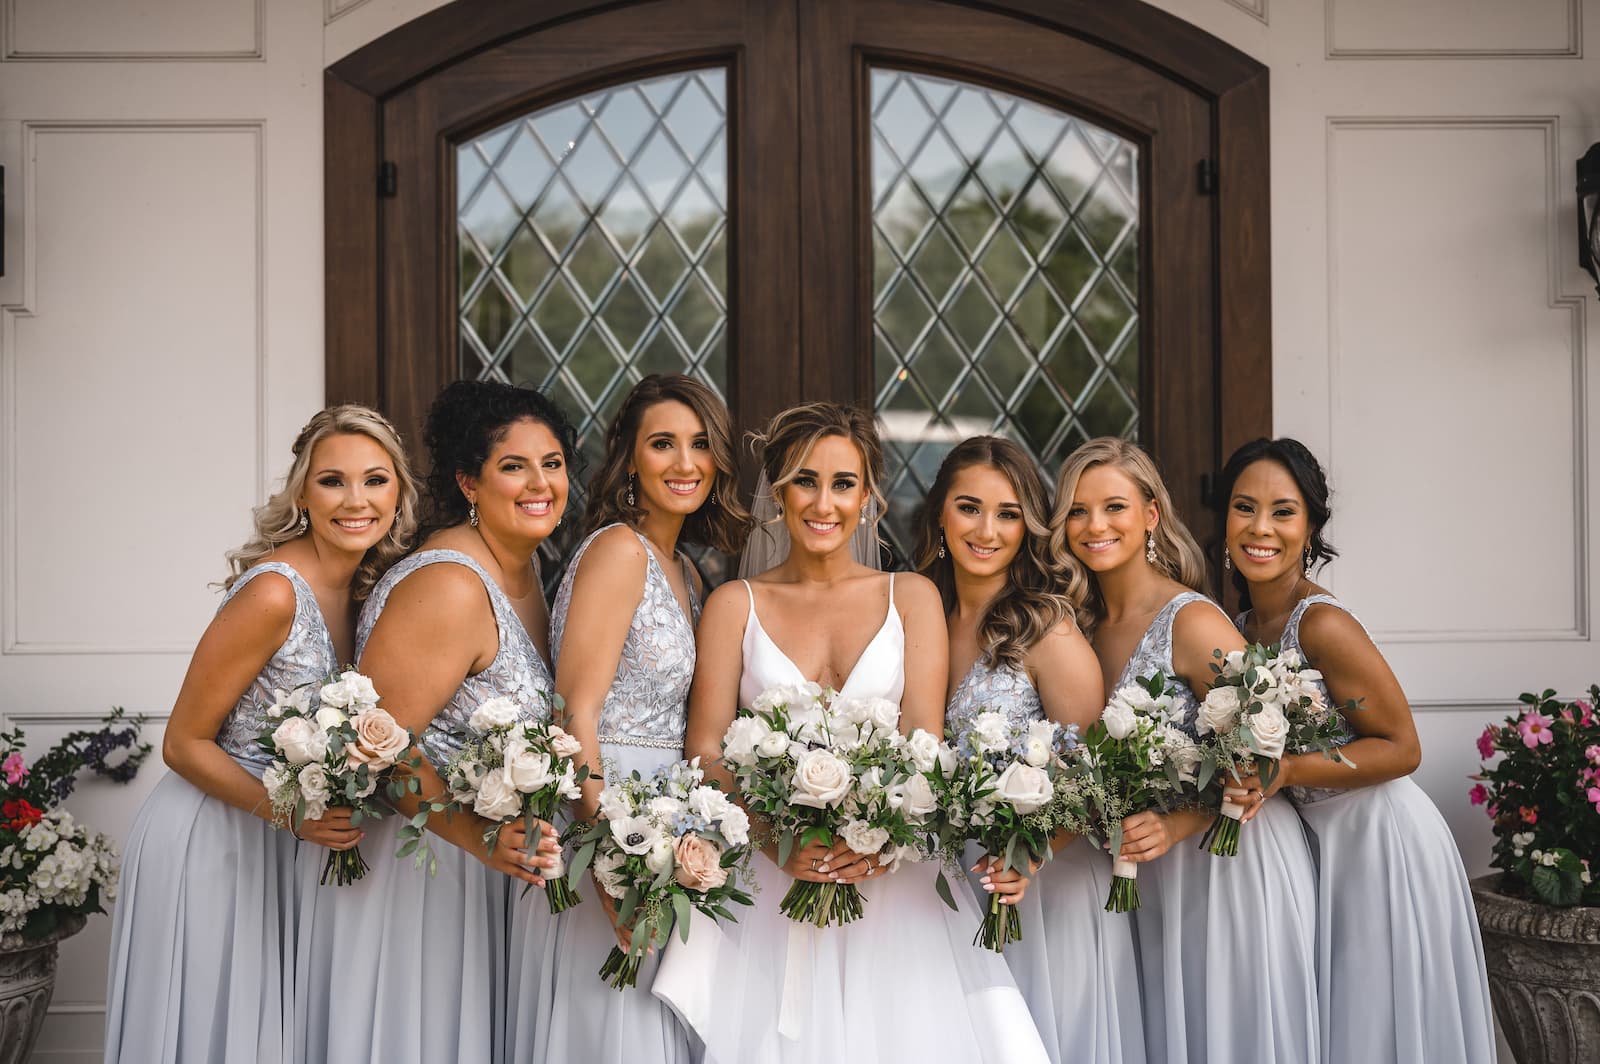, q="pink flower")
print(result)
[1468,783,1488,805]
[1517,712,1555,749]
[1,752,24,785]
[1589,786,1600,813]
[1587,745,1600,765]
[1520,806,1539,825]
[1576,701,1596,726]
[1476,727,1498,760]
